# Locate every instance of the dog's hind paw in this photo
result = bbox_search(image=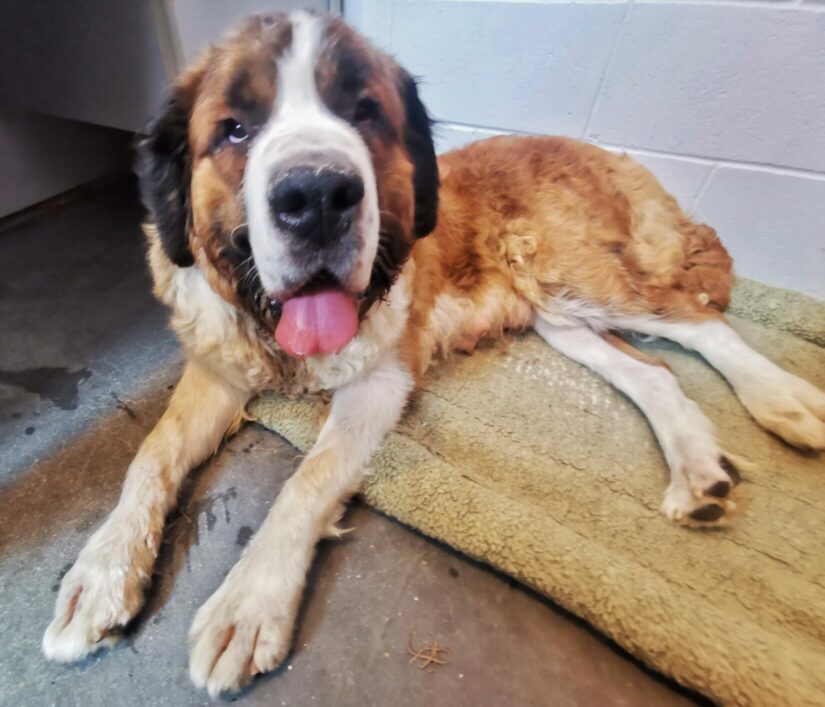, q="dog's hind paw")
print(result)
[661,454,743,528]
[739,370,825,452]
